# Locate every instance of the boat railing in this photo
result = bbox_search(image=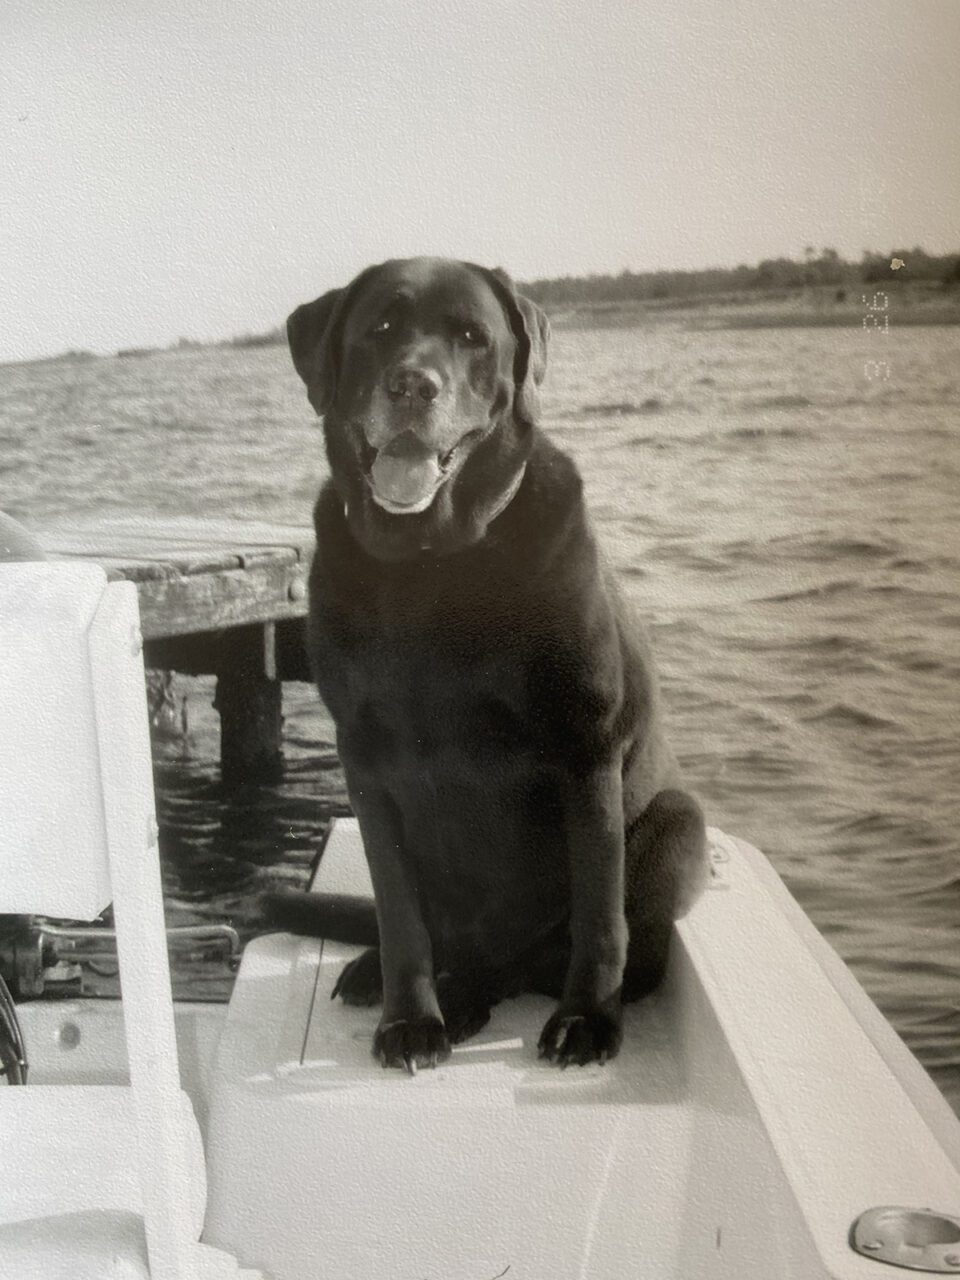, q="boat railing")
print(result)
[0,918,240,999]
